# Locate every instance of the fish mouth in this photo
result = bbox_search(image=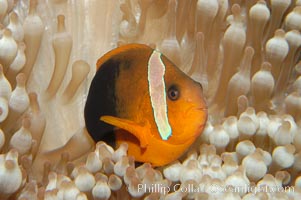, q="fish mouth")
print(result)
[185,104,208,115]
[195,123,206,135]
[168,103,208,143]
[194,106,208,136]
[183,105,208,125]
[196,104,208,111]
